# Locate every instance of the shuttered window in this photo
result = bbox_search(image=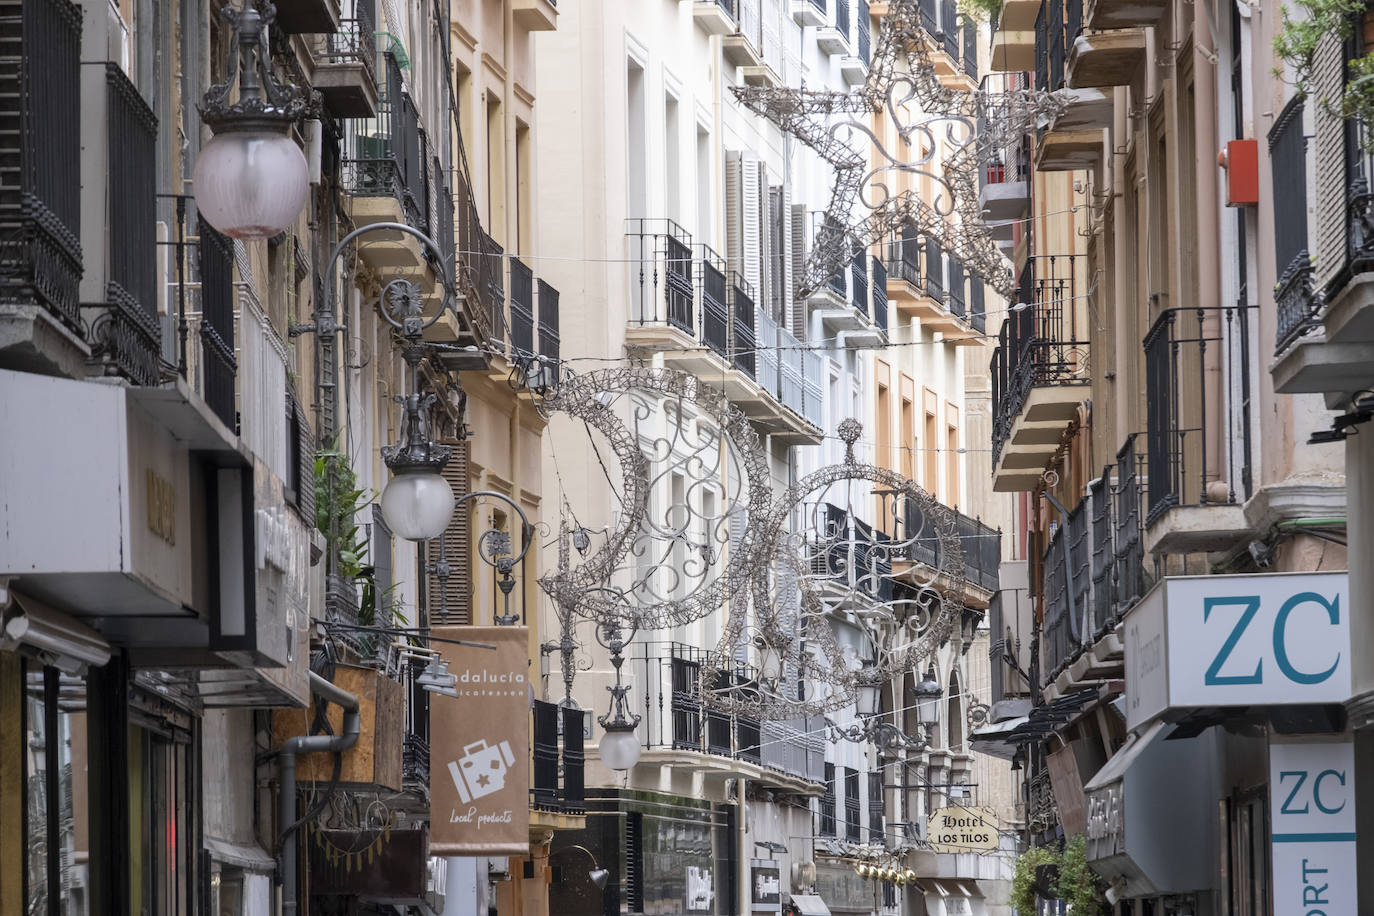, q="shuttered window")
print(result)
[425,439,471,624]
[790,203,809,339]
[1269,94,1309,281]
[1310,34,1346,290]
